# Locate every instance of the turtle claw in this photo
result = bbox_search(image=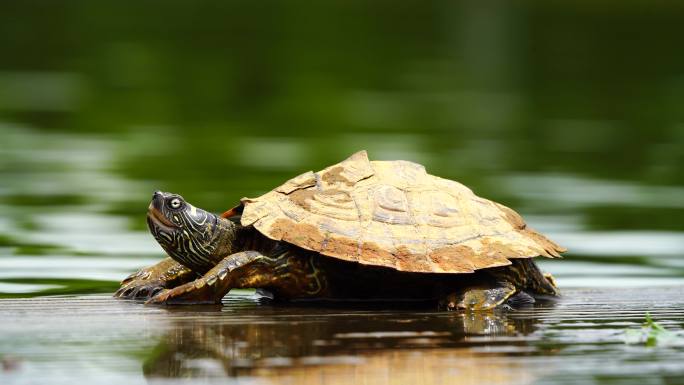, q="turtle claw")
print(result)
[145,289,172,305]
[113,286,135,298]
[120,269,151,285]
[114,279,165,300]
[145,280,221,306]
[145,287,185,305]
[116,267,159,300]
